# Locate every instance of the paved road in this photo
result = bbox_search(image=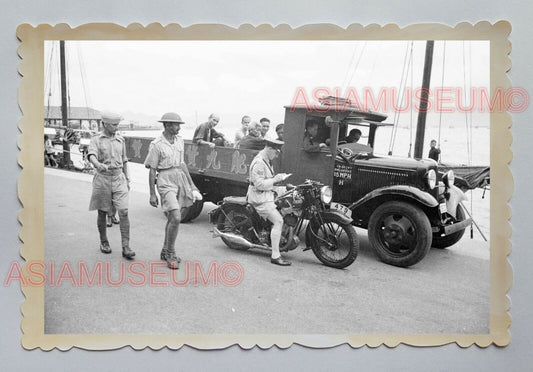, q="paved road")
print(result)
[44,168,490,335]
